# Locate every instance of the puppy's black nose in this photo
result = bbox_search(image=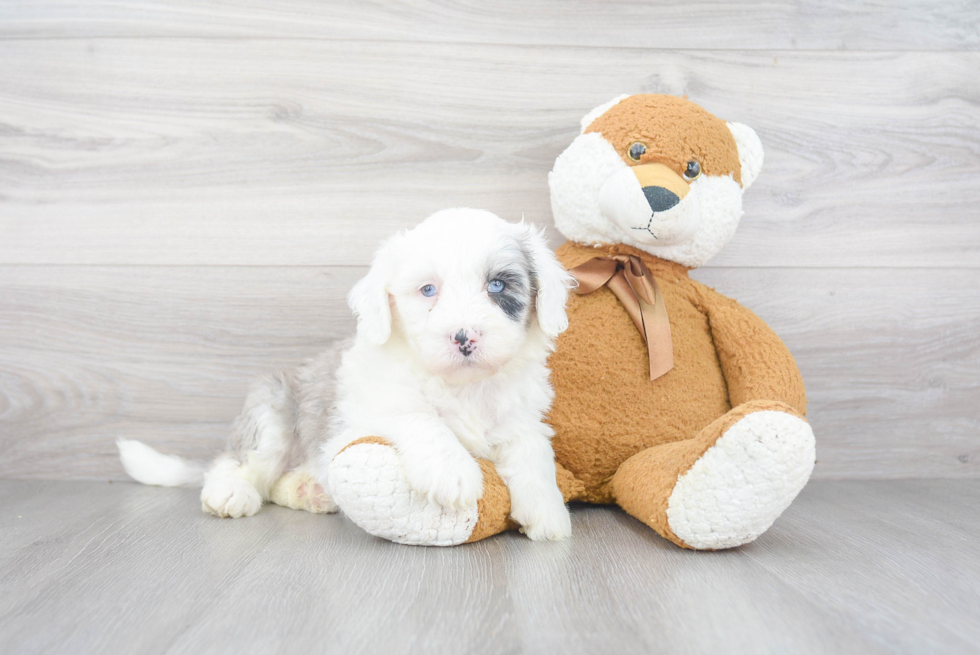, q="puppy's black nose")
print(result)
[454,329,469,345]
[643,186,680,213]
